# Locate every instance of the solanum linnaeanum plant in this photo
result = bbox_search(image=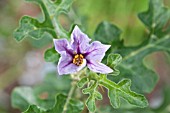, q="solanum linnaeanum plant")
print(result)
[11,0,170,113]
[53,26,113,75]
